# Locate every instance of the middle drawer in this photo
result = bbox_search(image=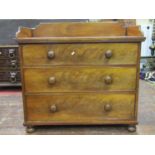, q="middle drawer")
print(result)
[24,67,136,93]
